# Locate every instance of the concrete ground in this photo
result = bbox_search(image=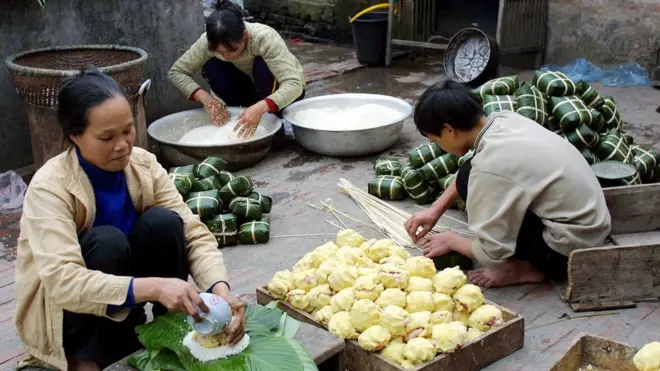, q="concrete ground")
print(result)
[1,41,660,370]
